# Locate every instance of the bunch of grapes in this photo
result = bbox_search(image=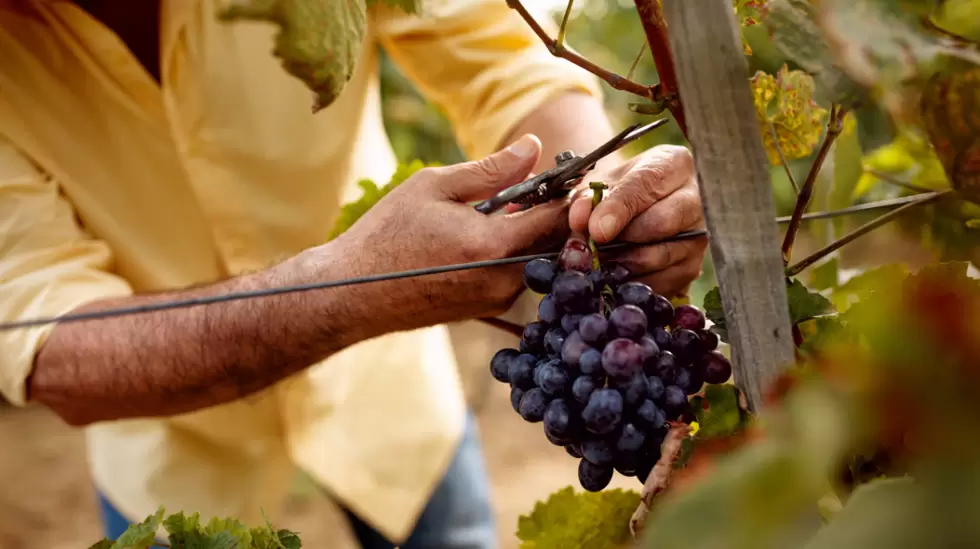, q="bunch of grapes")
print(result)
[489,236,732,492]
